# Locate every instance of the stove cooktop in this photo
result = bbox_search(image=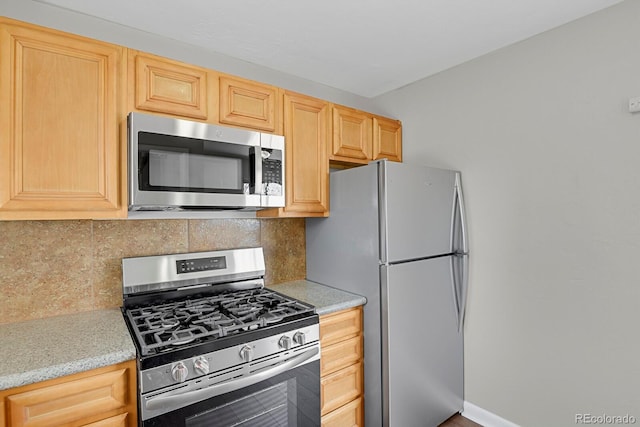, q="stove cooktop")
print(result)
[124,288,315,357]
